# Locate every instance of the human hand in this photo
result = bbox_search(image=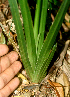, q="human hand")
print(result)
[0,44,22,97]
